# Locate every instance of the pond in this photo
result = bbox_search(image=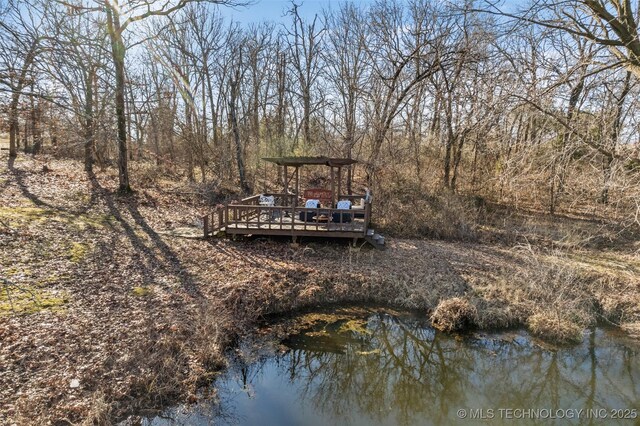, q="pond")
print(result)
[146,309,639,425]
